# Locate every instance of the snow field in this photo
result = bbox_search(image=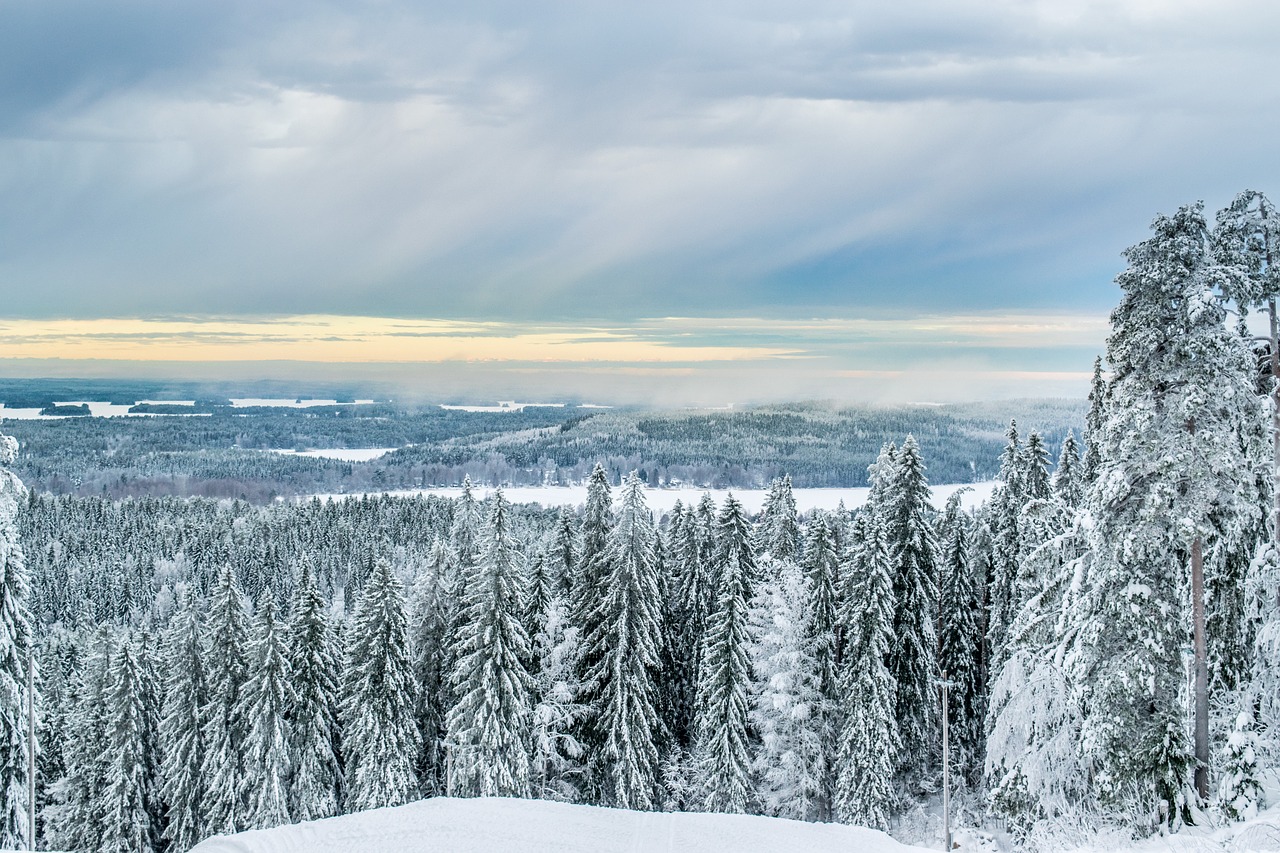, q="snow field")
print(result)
[187,796,937,853]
